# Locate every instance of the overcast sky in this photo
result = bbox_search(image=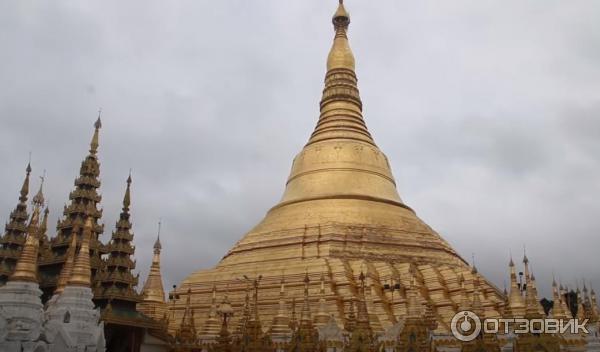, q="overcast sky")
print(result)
[1,1,599,299]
